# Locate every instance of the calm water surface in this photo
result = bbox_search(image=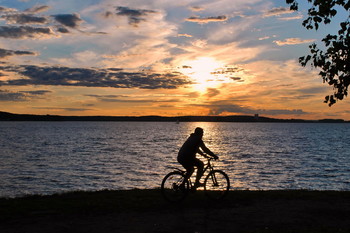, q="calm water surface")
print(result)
[0,121,349,197]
